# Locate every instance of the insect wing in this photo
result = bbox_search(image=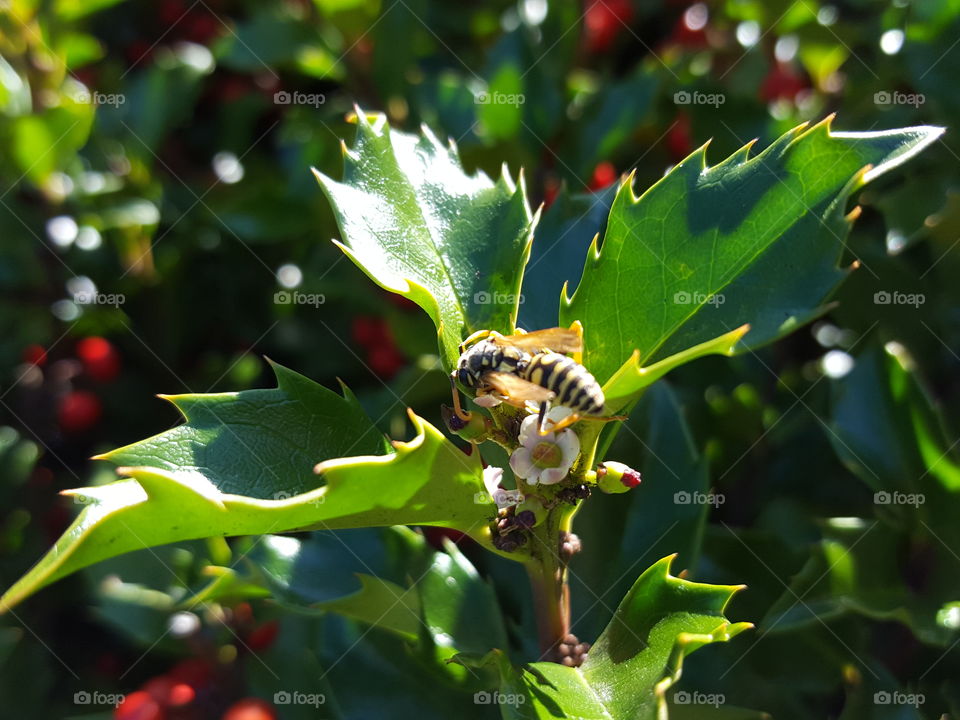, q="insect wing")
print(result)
[482,371,556,404]
[492,327,583,354]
